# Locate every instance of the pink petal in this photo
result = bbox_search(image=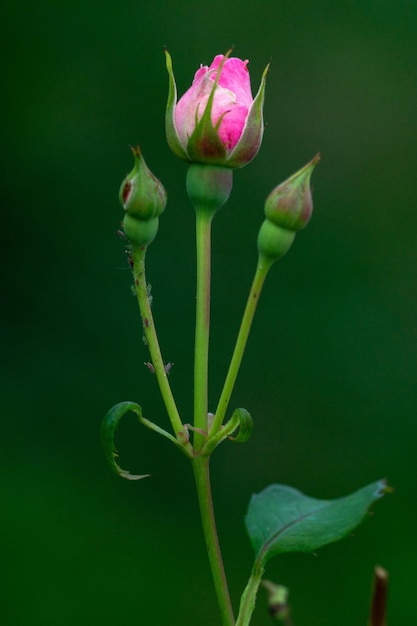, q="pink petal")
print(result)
[174,54,254,152]
[174,74,214,145]
[216,104,250,150]
[209,56,252,107]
